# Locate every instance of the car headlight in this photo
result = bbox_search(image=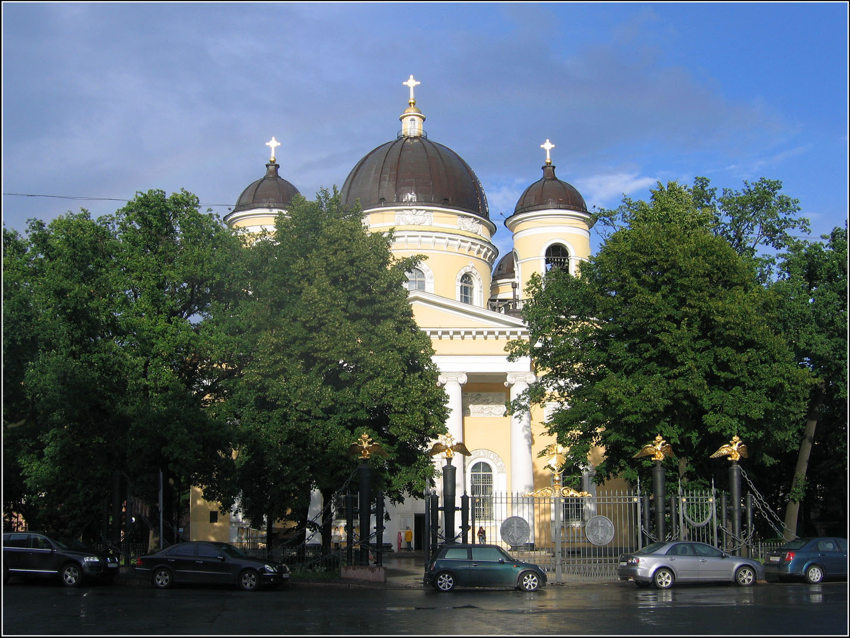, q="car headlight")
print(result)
[83,556,100,563]
[263,564,278,573]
